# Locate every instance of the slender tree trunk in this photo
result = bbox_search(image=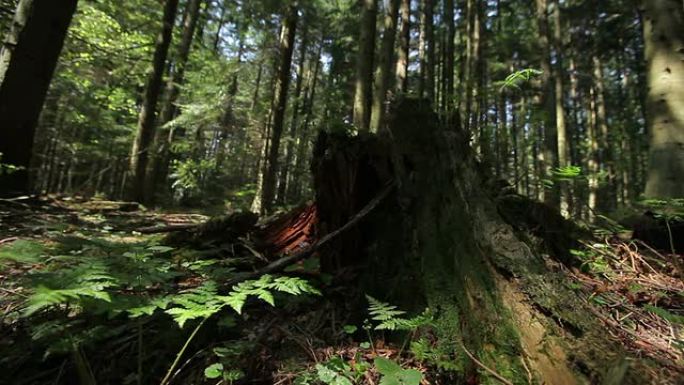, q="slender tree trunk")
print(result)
[551,0,569,216]
[277,26,309,204]
[0,0,78,196]
[587,80,599,220]
[535,0,558,207]
[291,42,323,202]
[395,0,410,93]
[424,0,435,101]
[370,0,399,132]
[441,0,454,112]
[127,0,179,202]
[215,36,245,172]
[260,3,298,213]
[145,0,202,203]
[353,0,377,131]
[212,0,227,53]
[640,0,684,198]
